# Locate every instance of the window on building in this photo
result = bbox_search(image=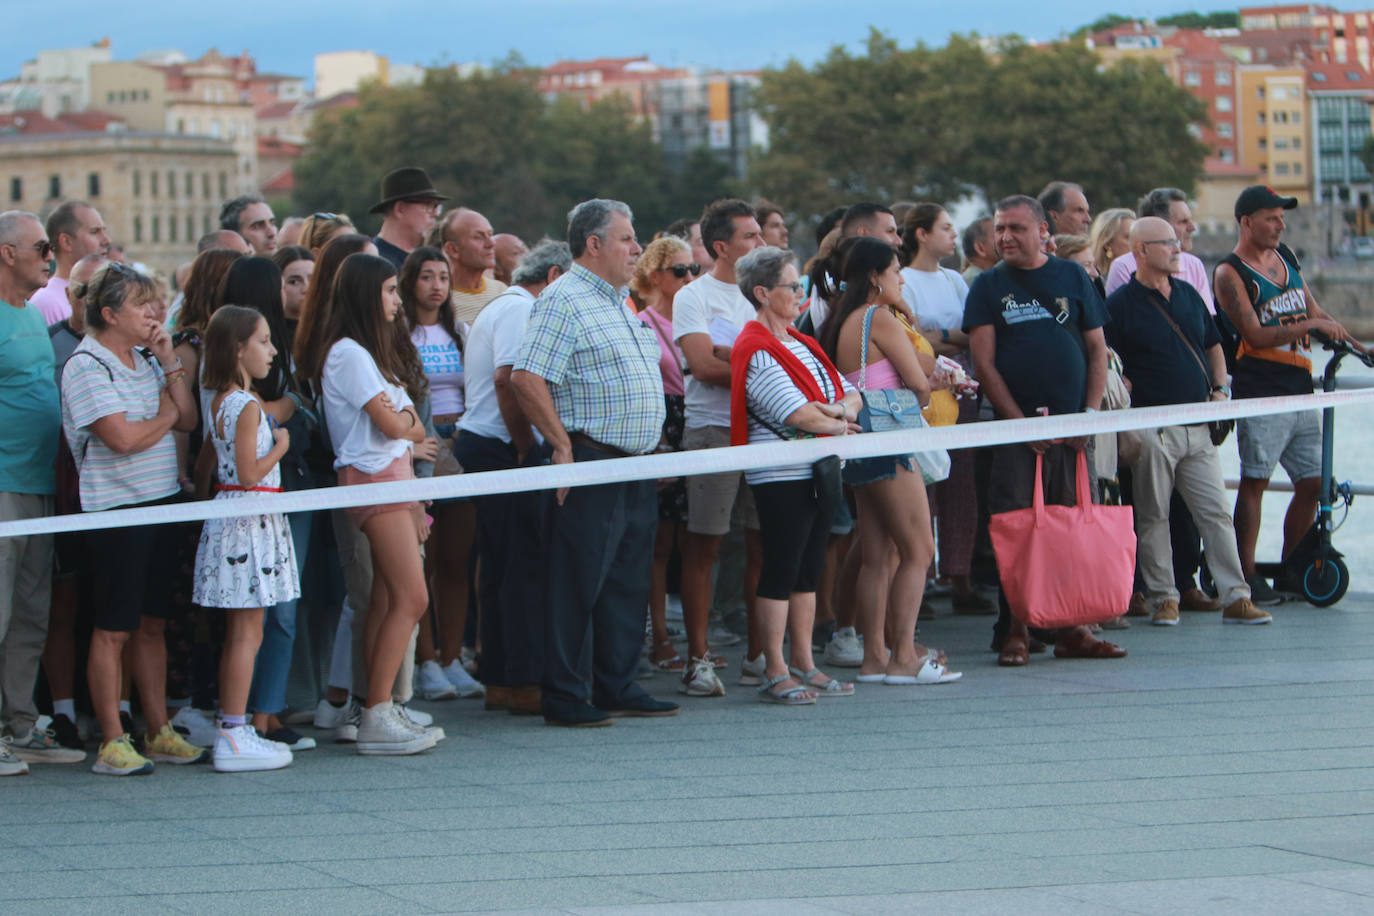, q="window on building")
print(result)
[1260,161,1269,172]
[1275,136,1290,149]
[1312,71,1329,82]
[132,170,141,196]
[87,172,100,197]
[1218,122,1234,138]
[151,215,160,242]
[1258,112,1267,126]
[203,213,211,235]
[1258,86,1266,99]
[1259,137,1268,150]
[184,172,192,197]
[1294,163,1303,175]
[210,120,221,138]
[219,172,227,199]
[1277,111,1290,123]
[1292,111,1302,124]
[1220,148,1236,163]
[167,170,176,199]
[48,175,60,199]
[151,170,159,197]
[107,91,114,103]
[141,89,149,101]
[1217,96,1233,112]
[133,215,142,243]
[1293,137,1302,149]
[9,177,20,202]
[1185,71,1201,86]
[202,173,210,199]
[1276,162,1290,175]
[169,214,177,242]
[186,216,194,241]
[1324,154,1347,180]
[1217,69,1233,86]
